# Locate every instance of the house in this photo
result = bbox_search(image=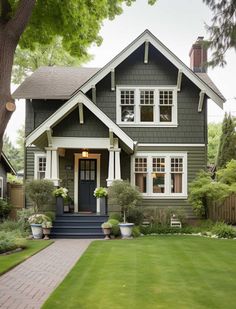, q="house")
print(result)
[13,30,225,237]
[0,152,16,199]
